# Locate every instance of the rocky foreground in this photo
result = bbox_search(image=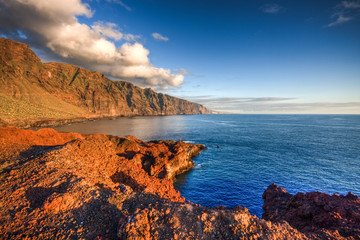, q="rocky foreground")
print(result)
[0,127,359,239]
[263,183,360,239]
